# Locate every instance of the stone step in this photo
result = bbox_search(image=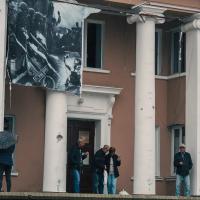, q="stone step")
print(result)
[0,193,198,200]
